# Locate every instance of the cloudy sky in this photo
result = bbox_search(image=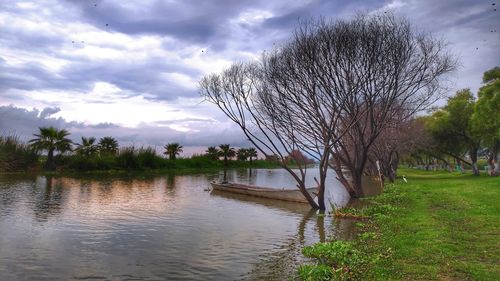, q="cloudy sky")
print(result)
[0,0,498,155]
